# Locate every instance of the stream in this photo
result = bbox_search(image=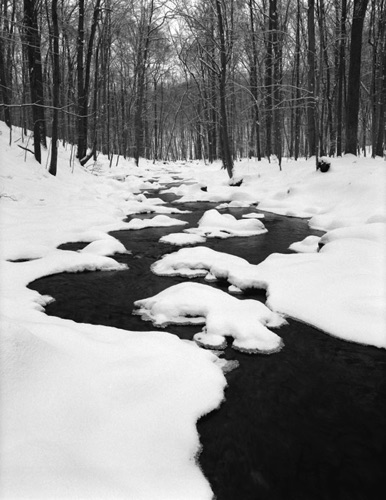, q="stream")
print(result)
[29,185,386,500]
